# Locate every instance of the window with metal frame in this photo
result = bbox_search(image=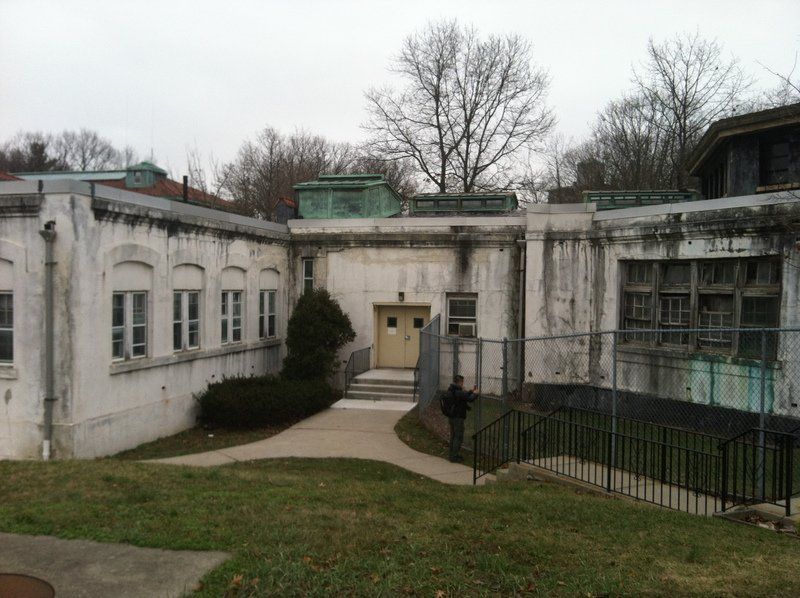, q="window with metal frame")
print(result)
[221,290,243,344]
[0,292,12,363]
[446,294,477,337]
[620,258,781,358]
[173,291,200,351]
[259,289,277,339]
[111,291,148,360]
